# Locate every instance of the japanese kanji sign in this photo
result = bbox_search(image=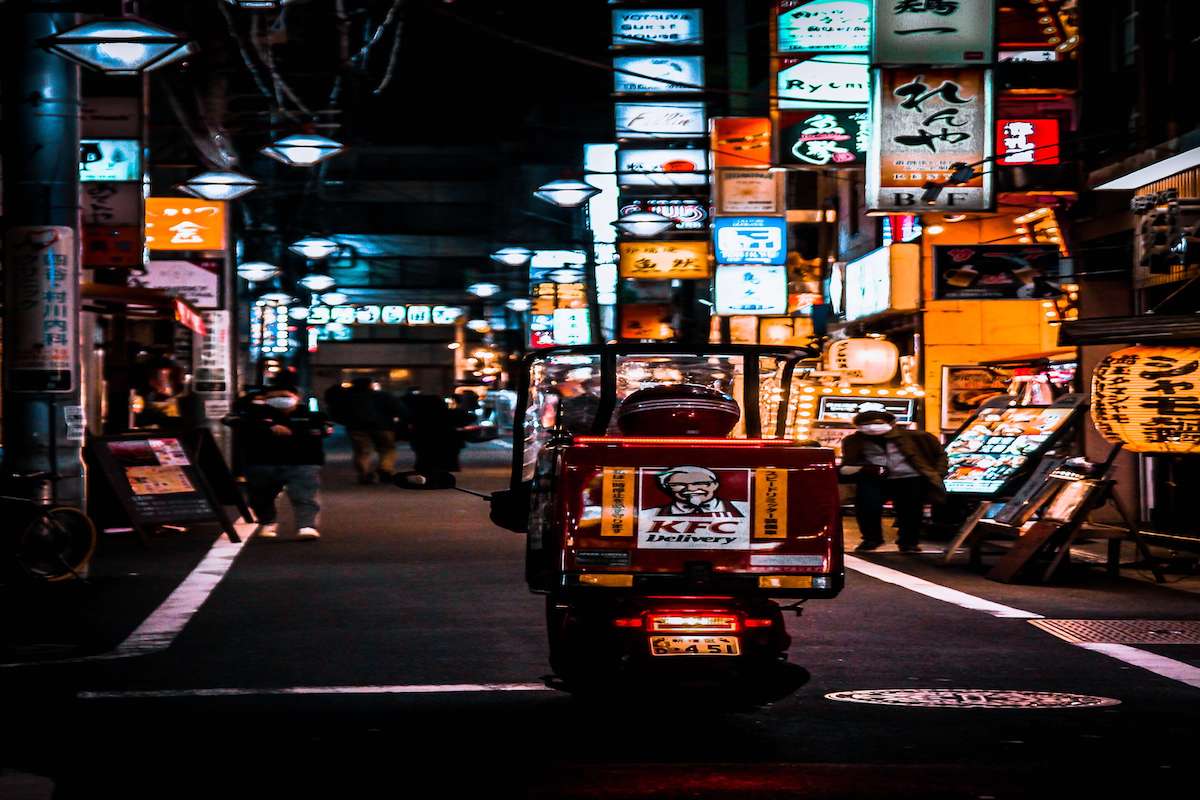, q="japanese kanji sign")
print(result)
[711,117,772,168]
[995,118,1060,165]
[871,0,995,65]
[868,67,993,212]
[1092,346,1200,454]
[4,226,77,392]
[777,0,870,53]
[780,110,869,166]
[618,241,711,280]
[145,198,227,251]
